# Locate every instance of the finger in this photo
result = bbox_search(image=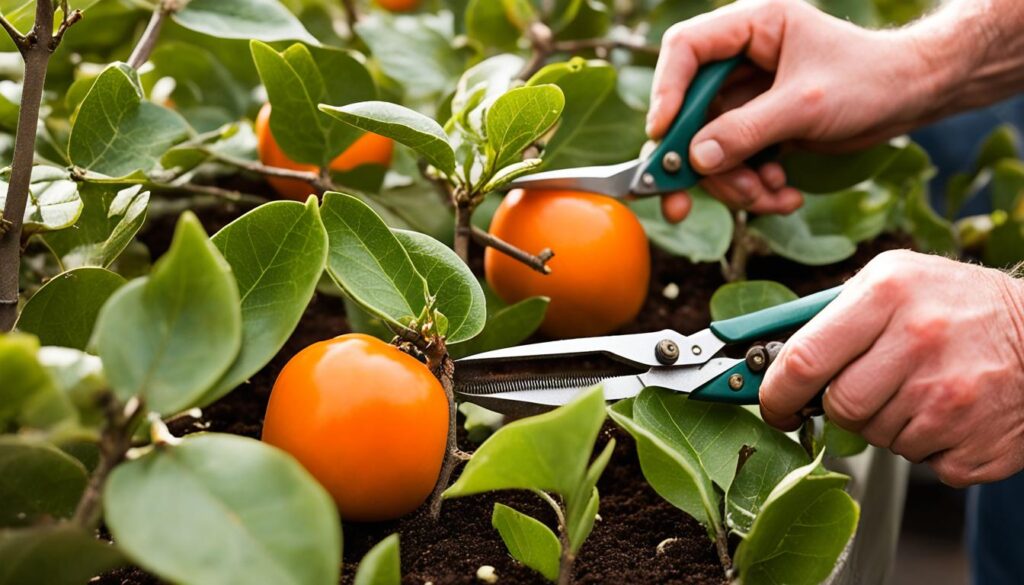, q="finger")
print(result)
[824,335,910,433]
[700,173,758,210]
[890,414,959,464]
[758,162,786,191]
[661,192,693,223]
[647,1,787,138]
[746,187,803,215]
[760,280,897,430]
